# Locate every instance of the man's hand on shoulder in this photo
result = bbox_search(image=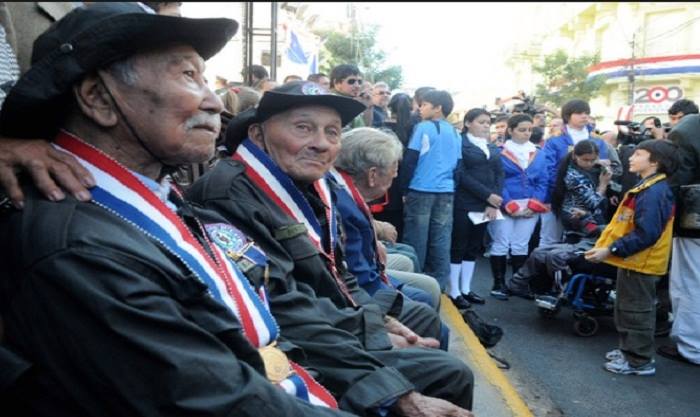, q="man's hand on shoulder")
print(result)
[0,137,95,208]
